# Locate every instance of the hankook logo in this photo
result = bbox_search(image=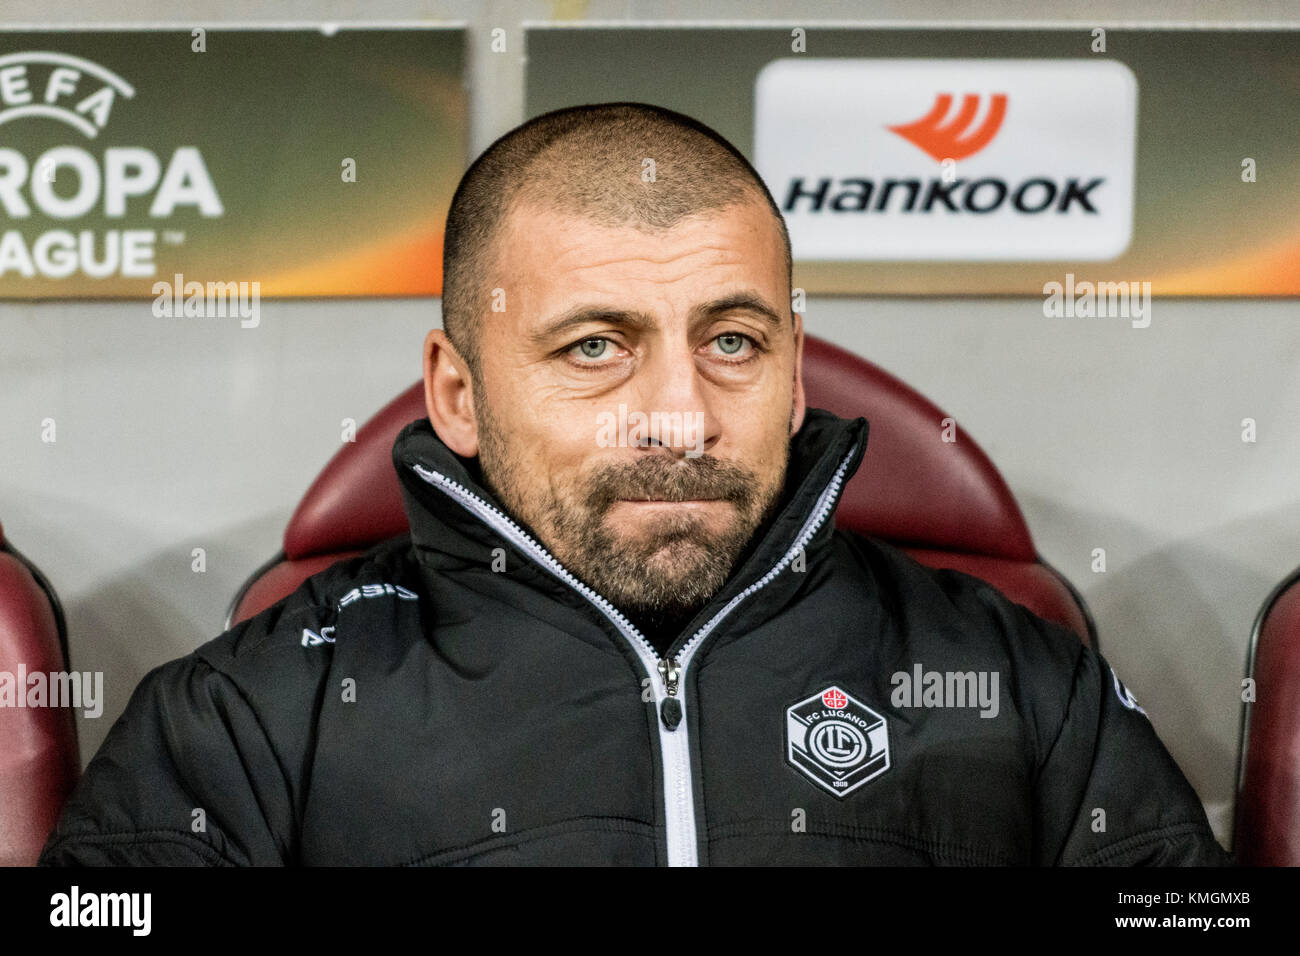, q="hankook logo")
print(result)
[887,92,1009,162]
[754,58,1138,261]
